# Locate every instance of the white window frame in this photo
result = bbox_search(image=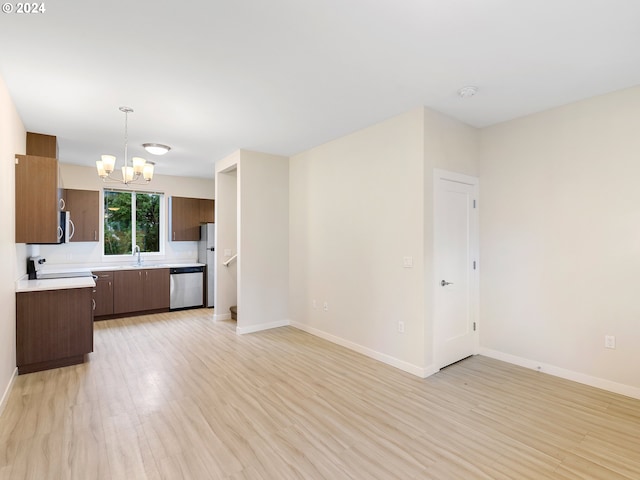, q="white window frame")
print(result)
[101,188,166,261]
